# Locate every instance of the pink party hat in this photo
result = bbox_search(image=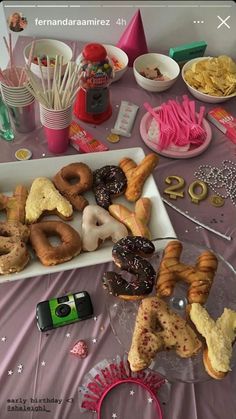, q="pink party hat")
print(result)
[116,9,148,66]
